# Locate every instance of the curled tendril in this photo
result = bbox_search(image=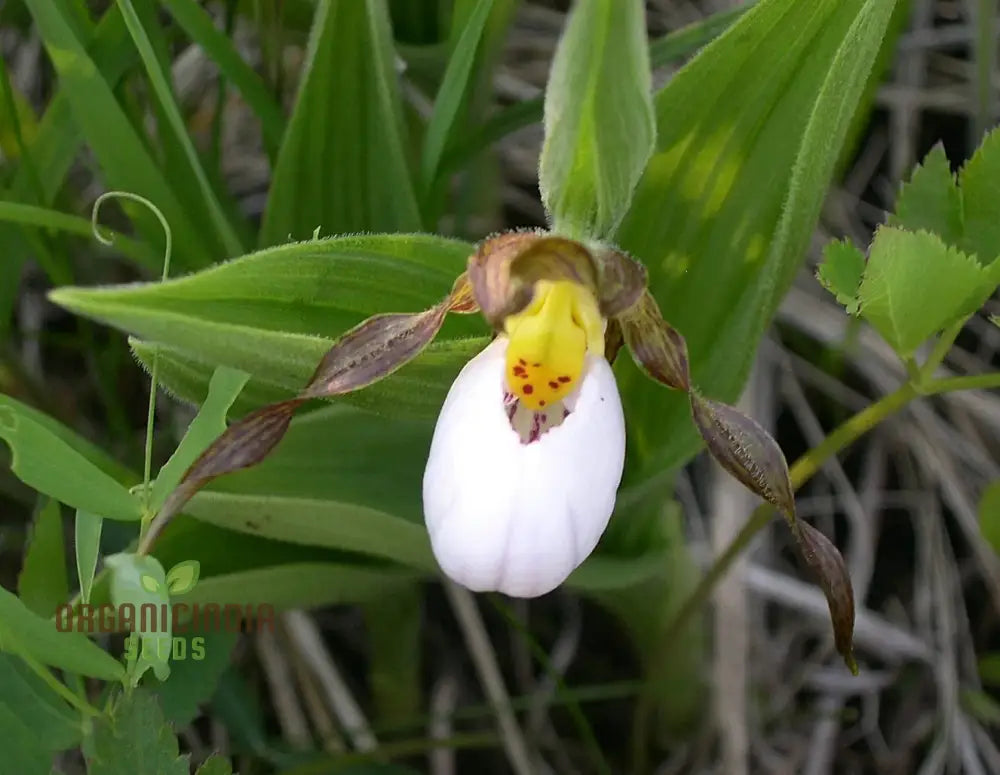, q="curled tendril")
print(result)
[91,191,173,513]
[91,190,172,283]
